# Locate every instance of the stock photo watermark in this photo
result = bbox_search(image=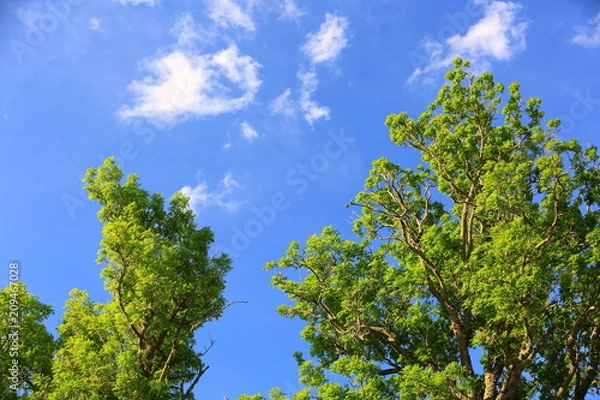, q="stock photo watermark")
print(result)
[6,262,21,393]
[558,88,600,134]
[8,0,86,64]
[215,129,355,257]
